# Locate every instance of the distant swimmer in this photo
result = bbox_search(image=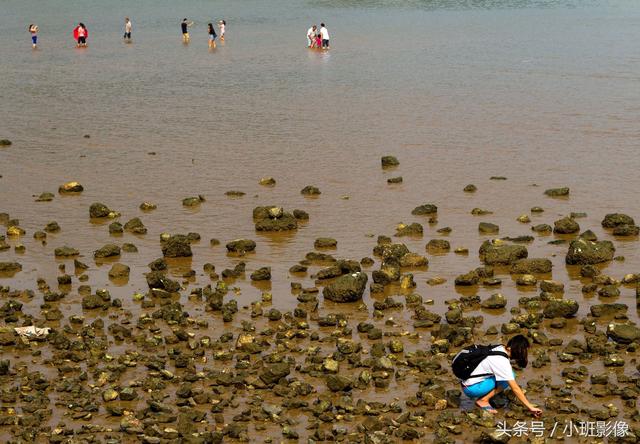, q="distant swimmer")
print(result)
[181,18,194,43]
[123,17,132,42]
[74,23,88,48]
[28,24,39,49]
[219,20,226,41]
[319,23,330,49]
[208,23,217,49]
